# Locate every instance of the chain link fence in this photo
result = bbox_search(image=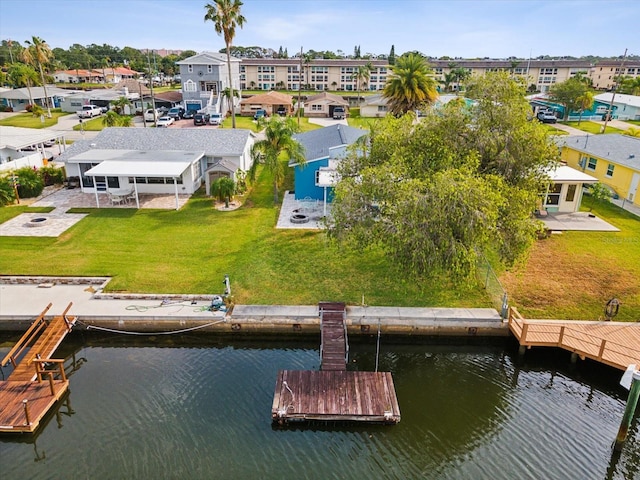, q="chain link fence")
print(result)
[476,254,509,319]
